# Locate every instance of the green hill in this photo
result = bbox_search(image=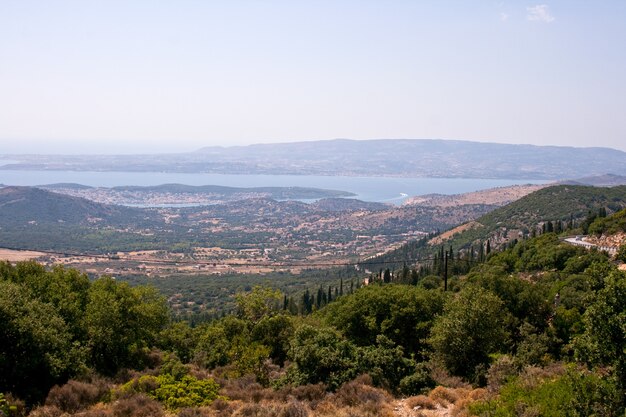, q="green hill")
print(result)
[365,185,626,268]
[0,186,154,226]
[588,207,626,235]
